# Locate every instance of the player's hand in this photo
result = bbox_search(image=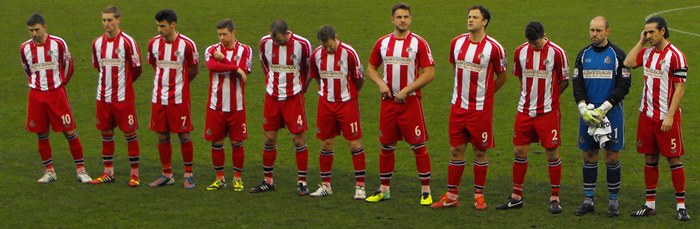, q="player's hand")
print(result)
[578,103,600,127]
[660,118,673,132]
[394,90,408,103]
[591,101,613,121]
[379,84,392,100]
[640,30,649,44]
[236,69,247,83]
[213,51,224,61]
